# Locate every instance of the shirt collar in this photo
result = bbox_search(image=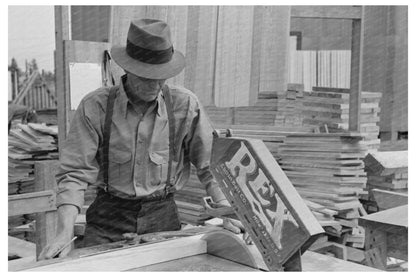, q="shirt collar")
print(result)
[118,75,163,118]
